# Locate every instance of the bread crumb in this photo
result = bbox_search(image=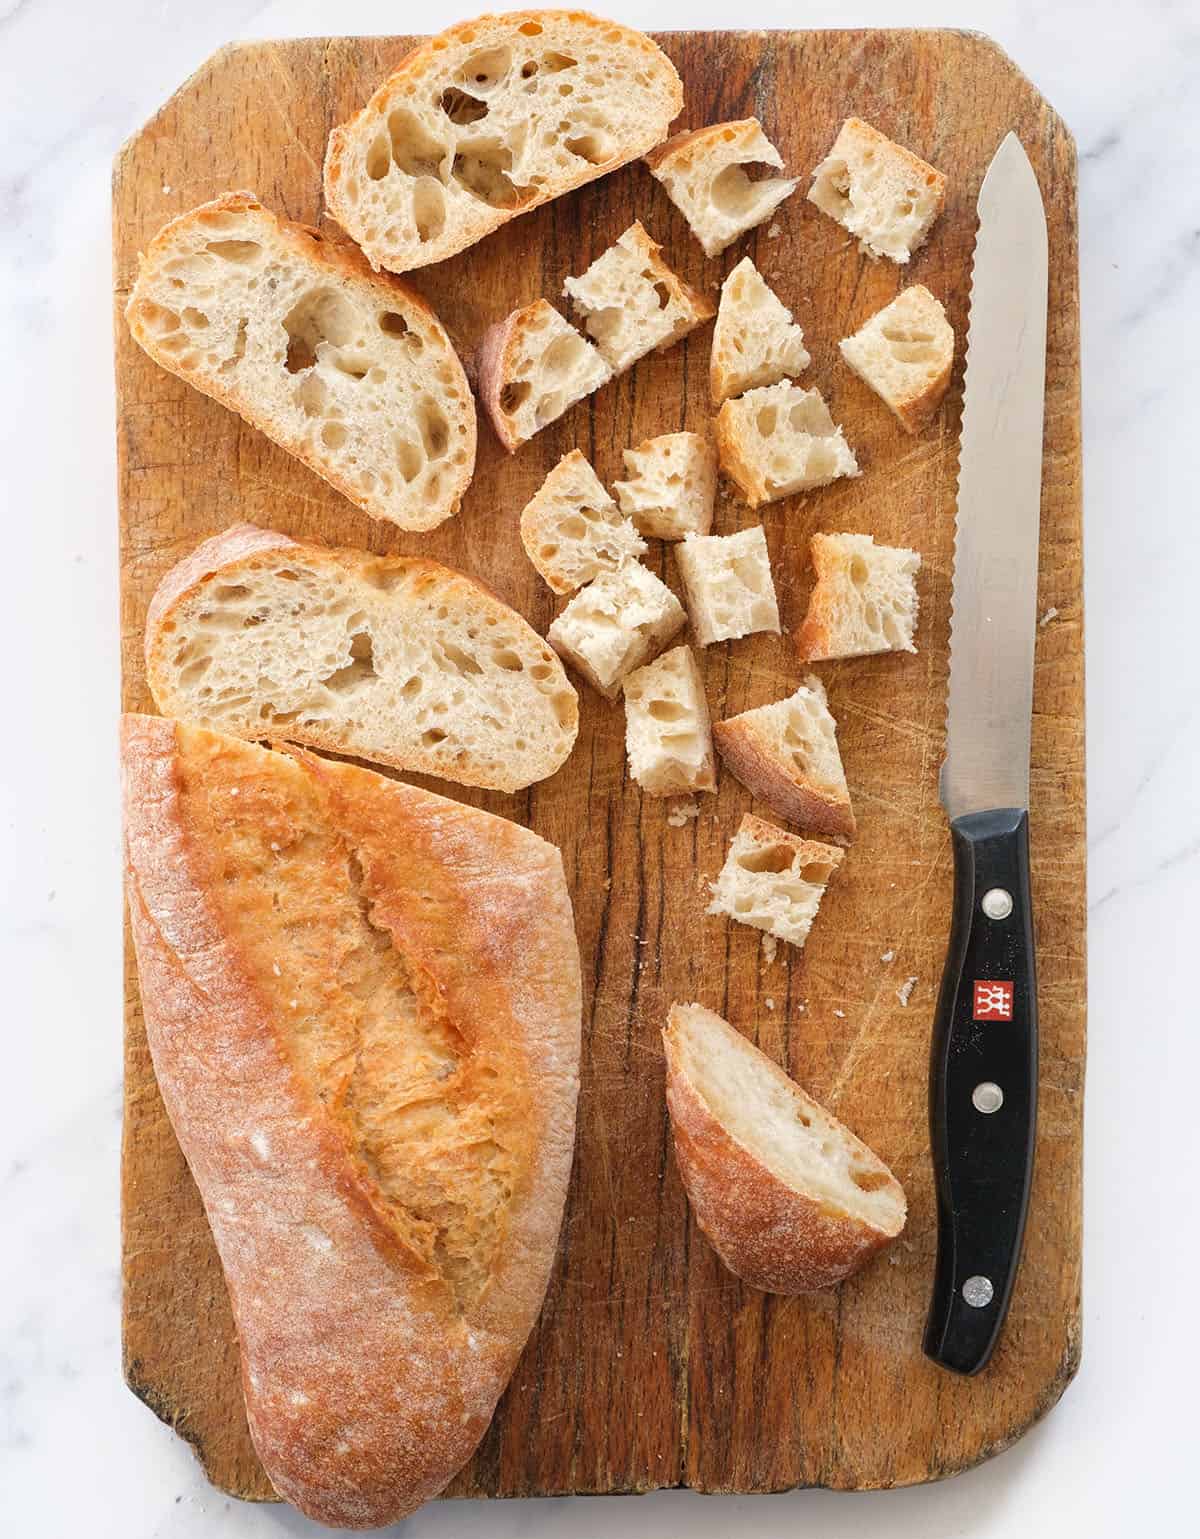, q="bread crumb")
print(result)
[272,962,281,977]
[1039,607,1059,627]
[833,1008,846,1018]
[766,221,782,238]
[666,798,701,827]
[765,997,775,1011]
[880,949,895,963]
[162,183,172,195]
[761,933,778,963]
[897,976,918,1007]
